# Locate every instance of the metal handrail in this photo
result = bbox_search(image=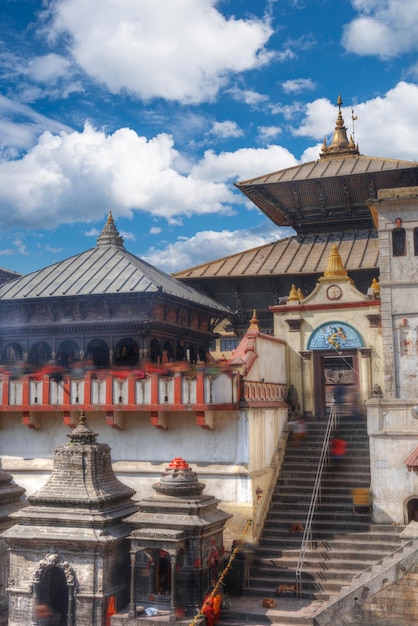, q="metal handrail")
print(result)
[295,404,337,598]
